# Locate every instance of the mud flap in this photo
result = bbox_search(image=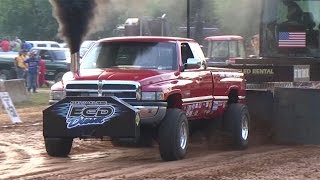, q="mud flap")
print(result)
[43,96,140,139]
